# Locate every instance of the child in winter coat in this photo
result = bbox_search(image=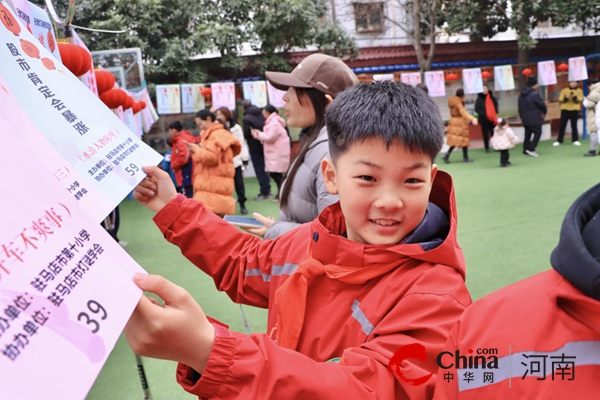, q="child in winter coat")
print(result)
[491,118,520,167]
[127,82,472,400]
